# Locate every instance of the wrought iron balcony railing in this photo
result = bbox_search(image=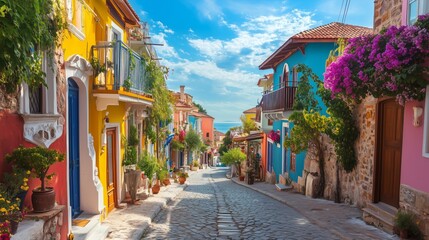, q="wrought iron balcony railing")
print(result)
[261,84,297,112]
[91,41,147,94]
